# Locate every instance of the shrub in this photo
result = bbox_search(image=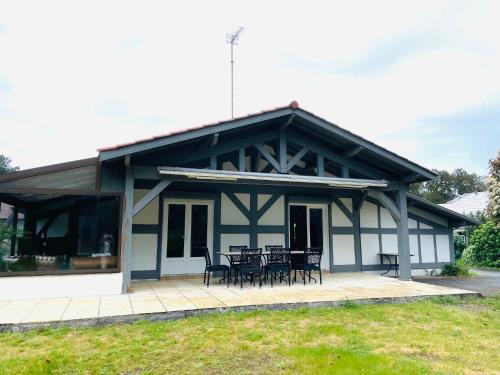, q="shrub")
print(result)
[440,259,471,277]
[462,221,500,268]
[453,234,467,259]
